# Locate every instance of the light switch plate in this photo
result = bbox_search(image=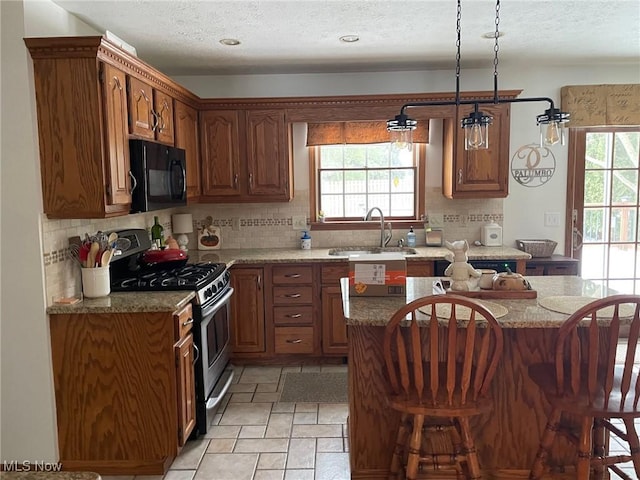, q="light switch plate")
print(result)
[292,215,307,230]
[429,213,444,227]
[544,212,561,227]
